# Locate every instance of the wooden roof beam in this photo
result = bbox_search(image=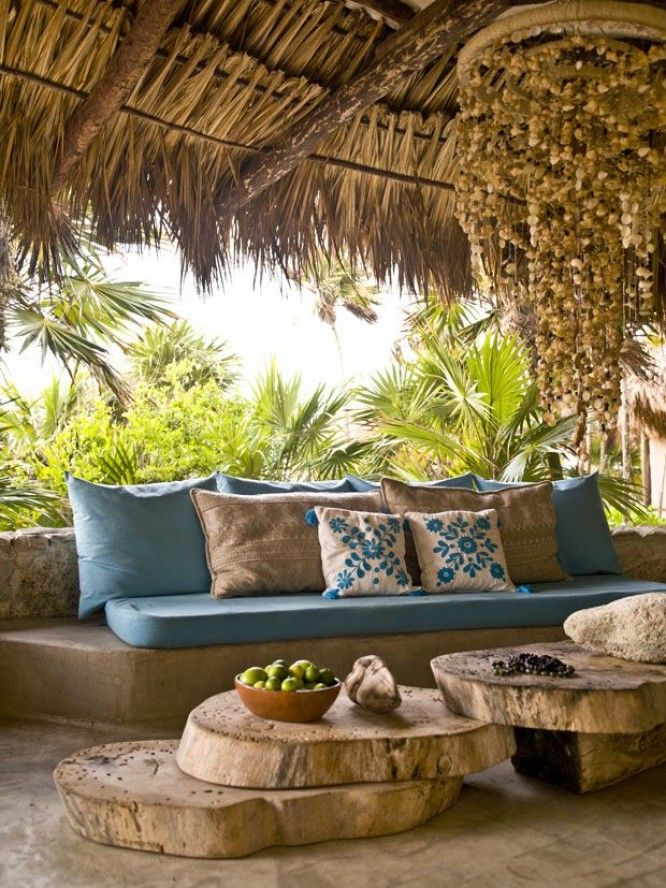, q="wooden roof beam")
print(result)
[348,1,415,29]
[52,0,185,192]
[218,0,511,217]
